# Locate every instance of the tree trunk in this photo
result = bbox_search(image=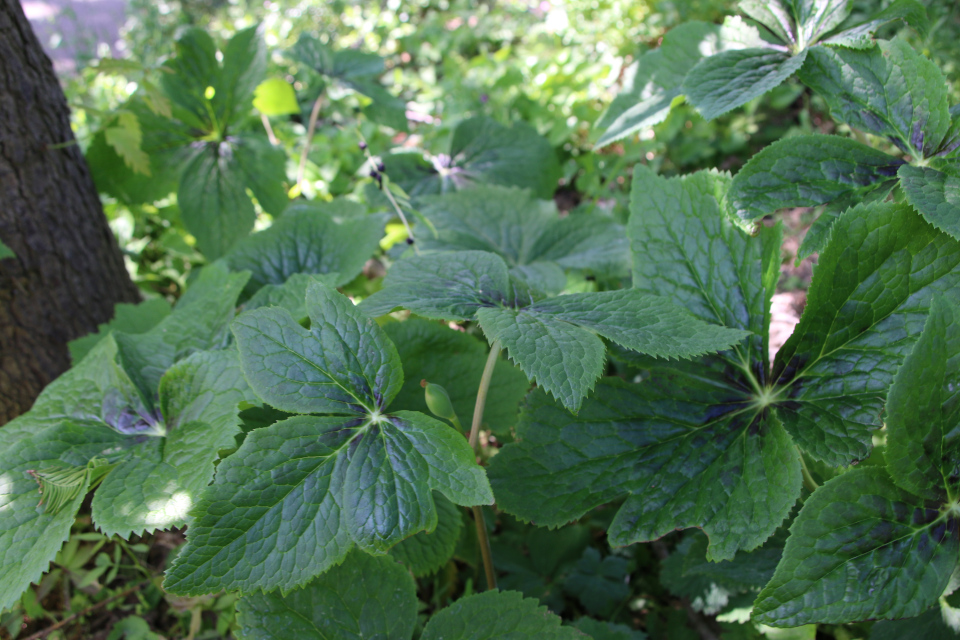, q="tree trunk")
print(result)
[0,0,141,424]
